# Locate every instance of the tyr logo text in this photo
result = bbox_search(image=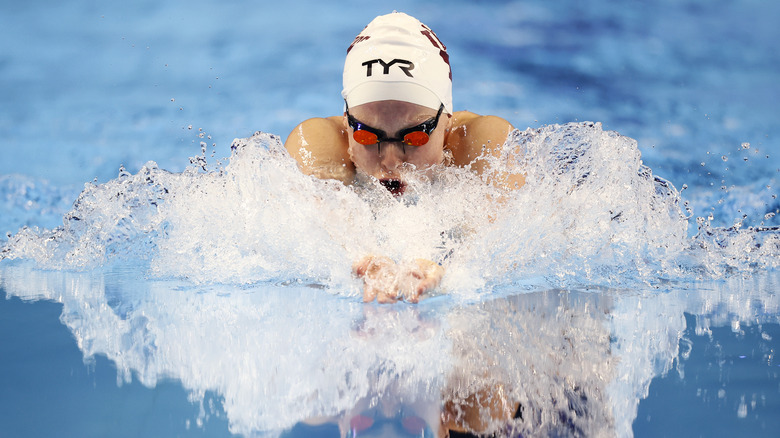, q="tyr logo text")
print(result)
[361,59,414,77]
